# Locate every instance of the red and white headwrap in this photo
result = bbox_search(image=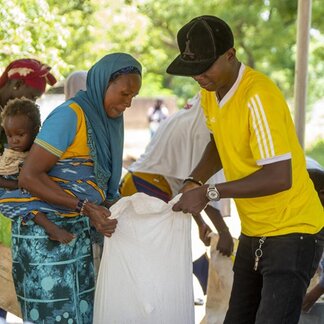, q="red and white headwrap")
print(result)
[0,58,57,93]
